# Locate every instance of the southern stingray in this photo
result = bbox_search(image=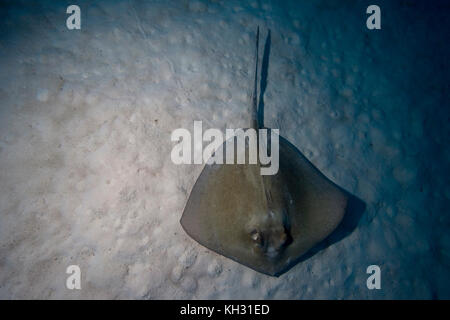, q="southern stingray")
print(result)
[180,27,349,276]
